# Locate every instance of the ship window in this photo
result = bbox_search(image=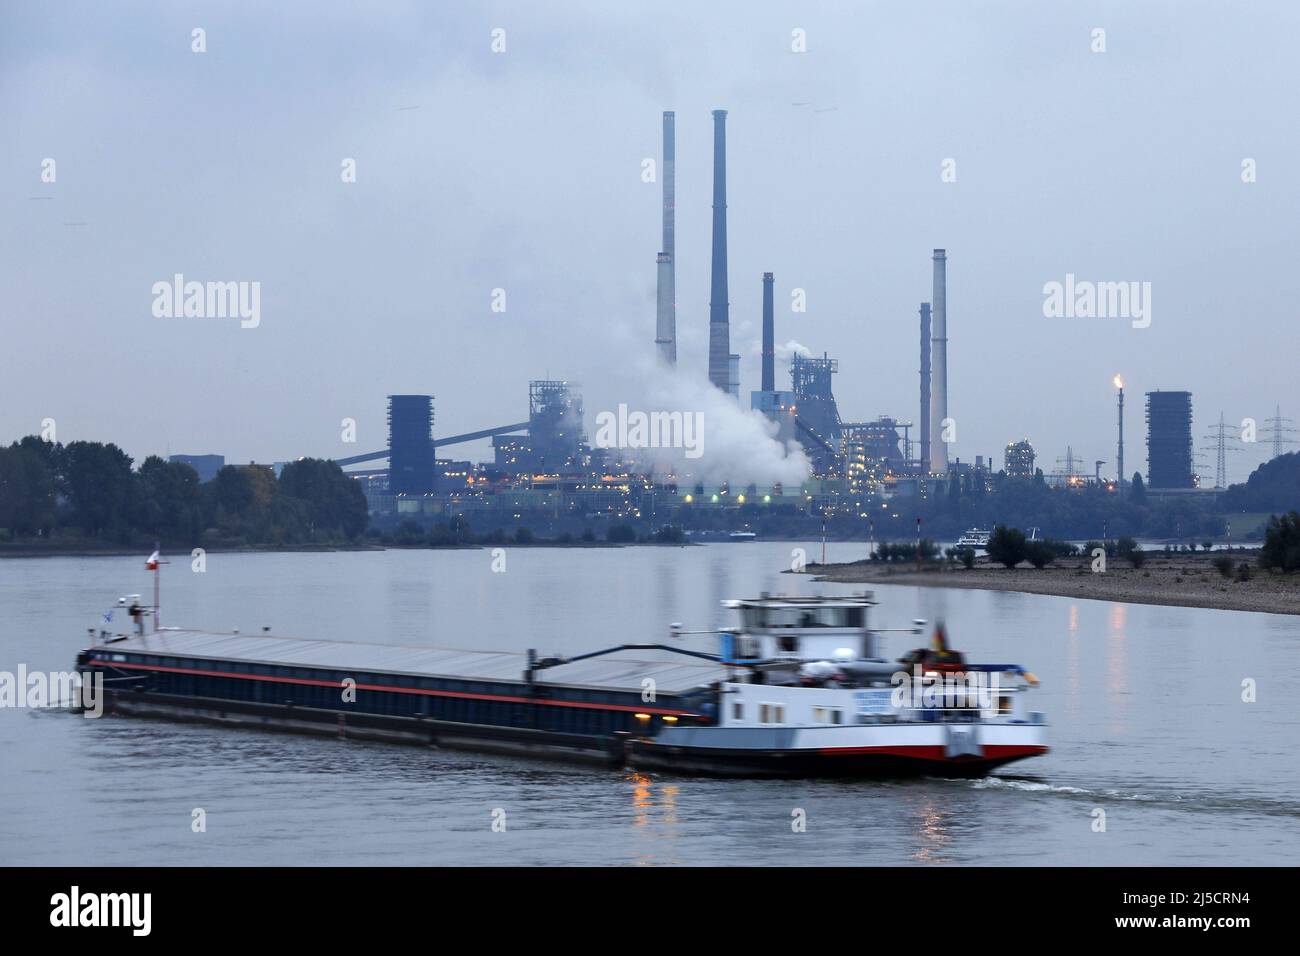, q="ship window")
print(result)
[759,704,769,723]
[774,705,785,723]
[732,701,743,721]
